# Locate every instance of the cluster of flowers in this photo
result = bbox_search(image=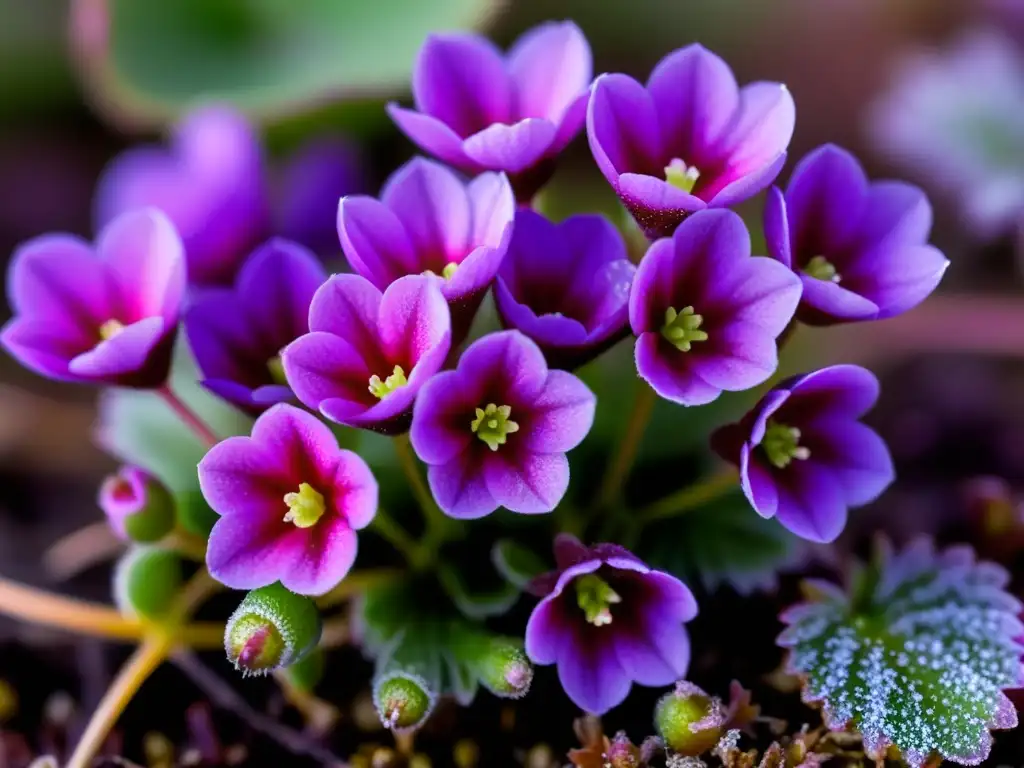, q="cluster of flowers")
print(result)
[1,20,948,718]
